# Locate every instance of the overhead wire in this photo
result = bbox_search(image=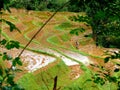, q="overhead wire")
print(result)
[18,1,71,57]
